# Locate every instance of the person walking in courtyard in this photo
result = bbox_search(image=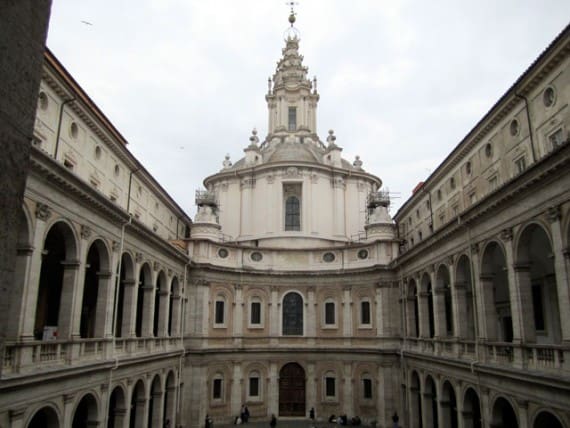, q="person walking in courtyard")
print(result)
[270,414,277,428]
[391,412,399,428]
[309,407,315,420]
